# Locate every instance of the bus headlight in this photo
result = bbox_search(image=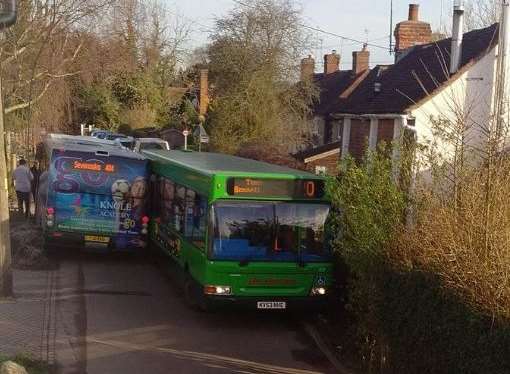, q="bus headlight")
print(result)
[310,286,327,296]
[204,285,232,296]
